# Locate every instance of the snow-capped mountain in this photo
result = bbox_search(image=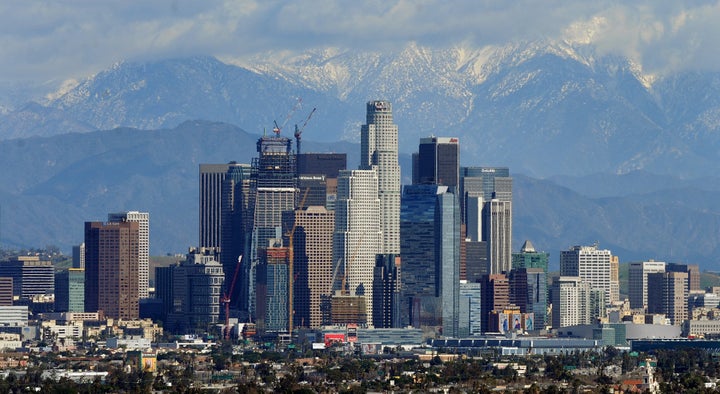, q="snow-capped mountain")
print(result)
[2,41,720,177]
